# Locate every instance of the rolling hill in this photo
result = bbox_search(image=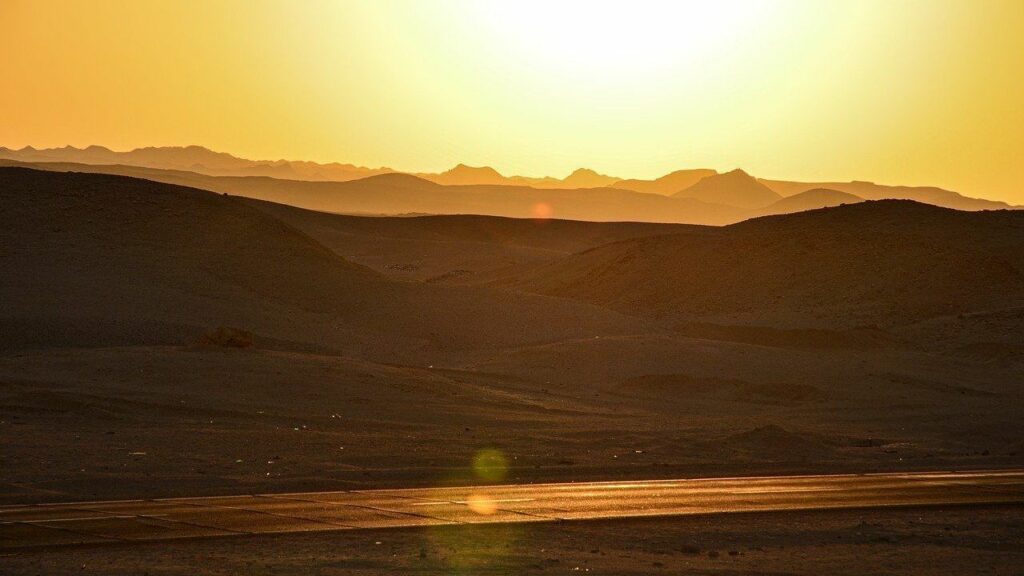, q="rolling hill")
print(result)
[494,200,1024,330]
[758,188,864,215]
[0,167,646,358]
[243,198,698,281]
[0,160,747,224]
[759,178,1011,211]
